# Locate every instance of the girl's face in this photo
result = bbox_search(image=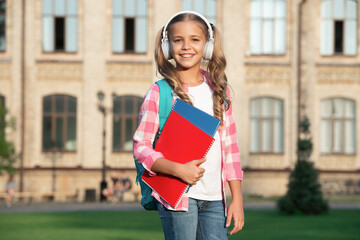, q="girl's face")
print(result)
[169,20,207,71]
